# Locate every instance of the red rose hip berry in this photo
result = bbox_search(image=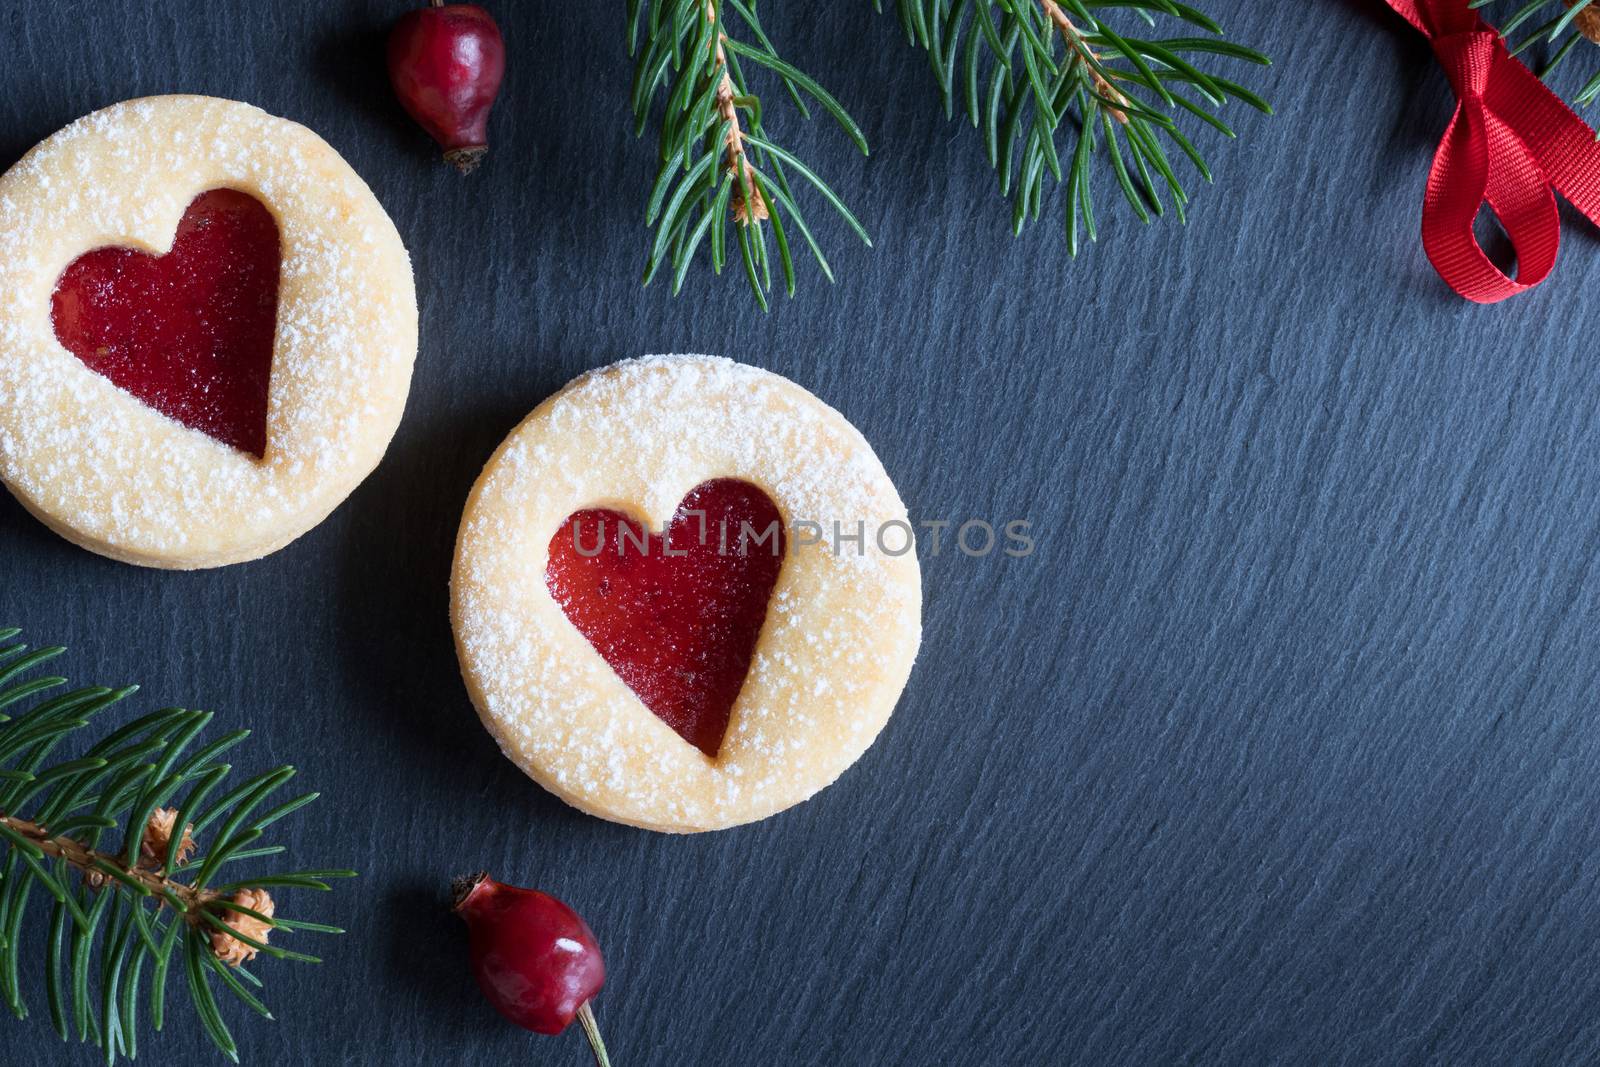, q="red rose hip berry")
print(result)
[387,1,505,174]
[453,873,612,1065]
